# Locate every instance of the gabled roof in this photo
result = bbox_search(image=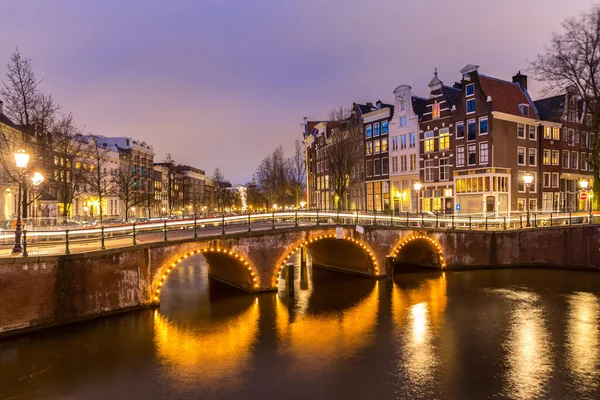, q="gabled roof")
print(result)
[353,103,375,115]
[534,94,564,122]
[0,113,19,130]
[441,85,460,108]
[479,74,539,118]
[411,96,428,117]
